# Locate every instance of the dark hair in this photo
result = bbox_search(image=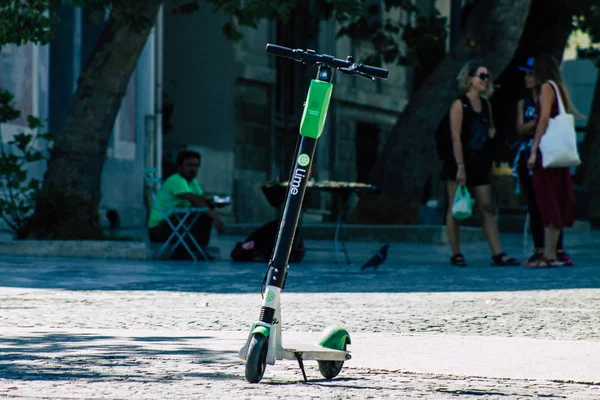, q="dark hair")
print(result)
[176,150,201,166]
[533,53,580,116]
[532,54,561,82]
